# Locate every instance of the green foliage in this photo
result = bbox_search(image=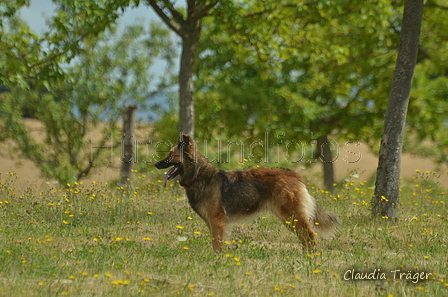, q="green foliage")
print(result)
[0,7,175,184]
[405,1,448,165]
[0,14,51,89]
[0,0,141,89]
[195,0,400,146]
[174,0,448,170]
[152,102,180,144]
[0,0,30,18]
[2,0,447,183]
